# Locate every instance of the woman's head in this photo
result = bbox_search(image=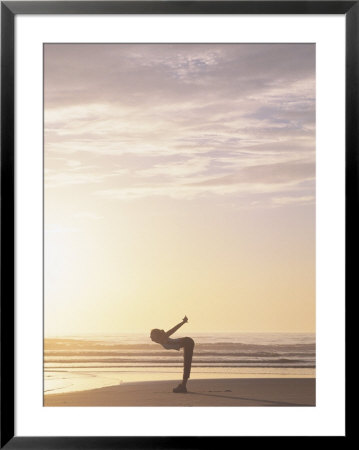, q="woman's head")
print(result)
[150,328,166,344]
